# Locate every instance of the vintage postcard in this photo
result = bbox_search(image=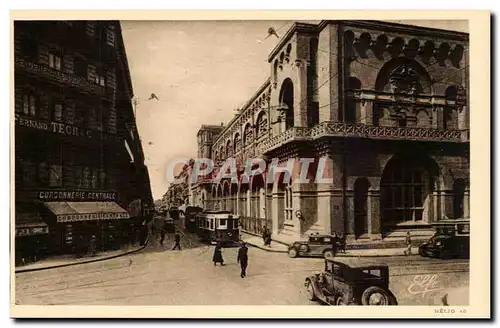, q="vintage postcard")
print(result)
[10,10,490,319]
